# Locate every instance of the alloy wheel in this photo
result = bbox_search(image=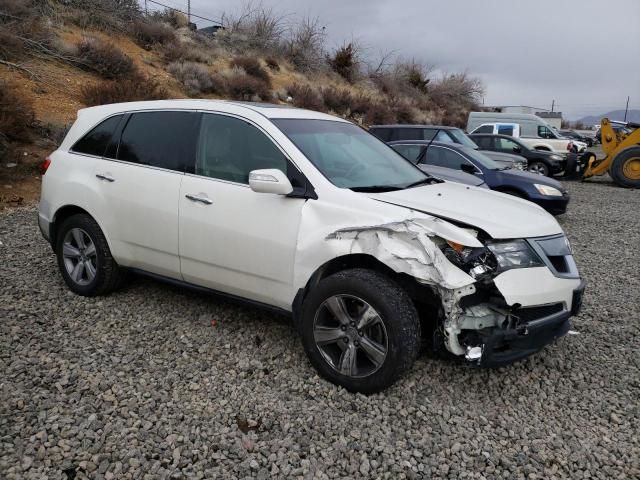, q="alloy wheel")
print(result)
[528,163,547,175]
[62,228,97,286]
[313,294,388,378]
